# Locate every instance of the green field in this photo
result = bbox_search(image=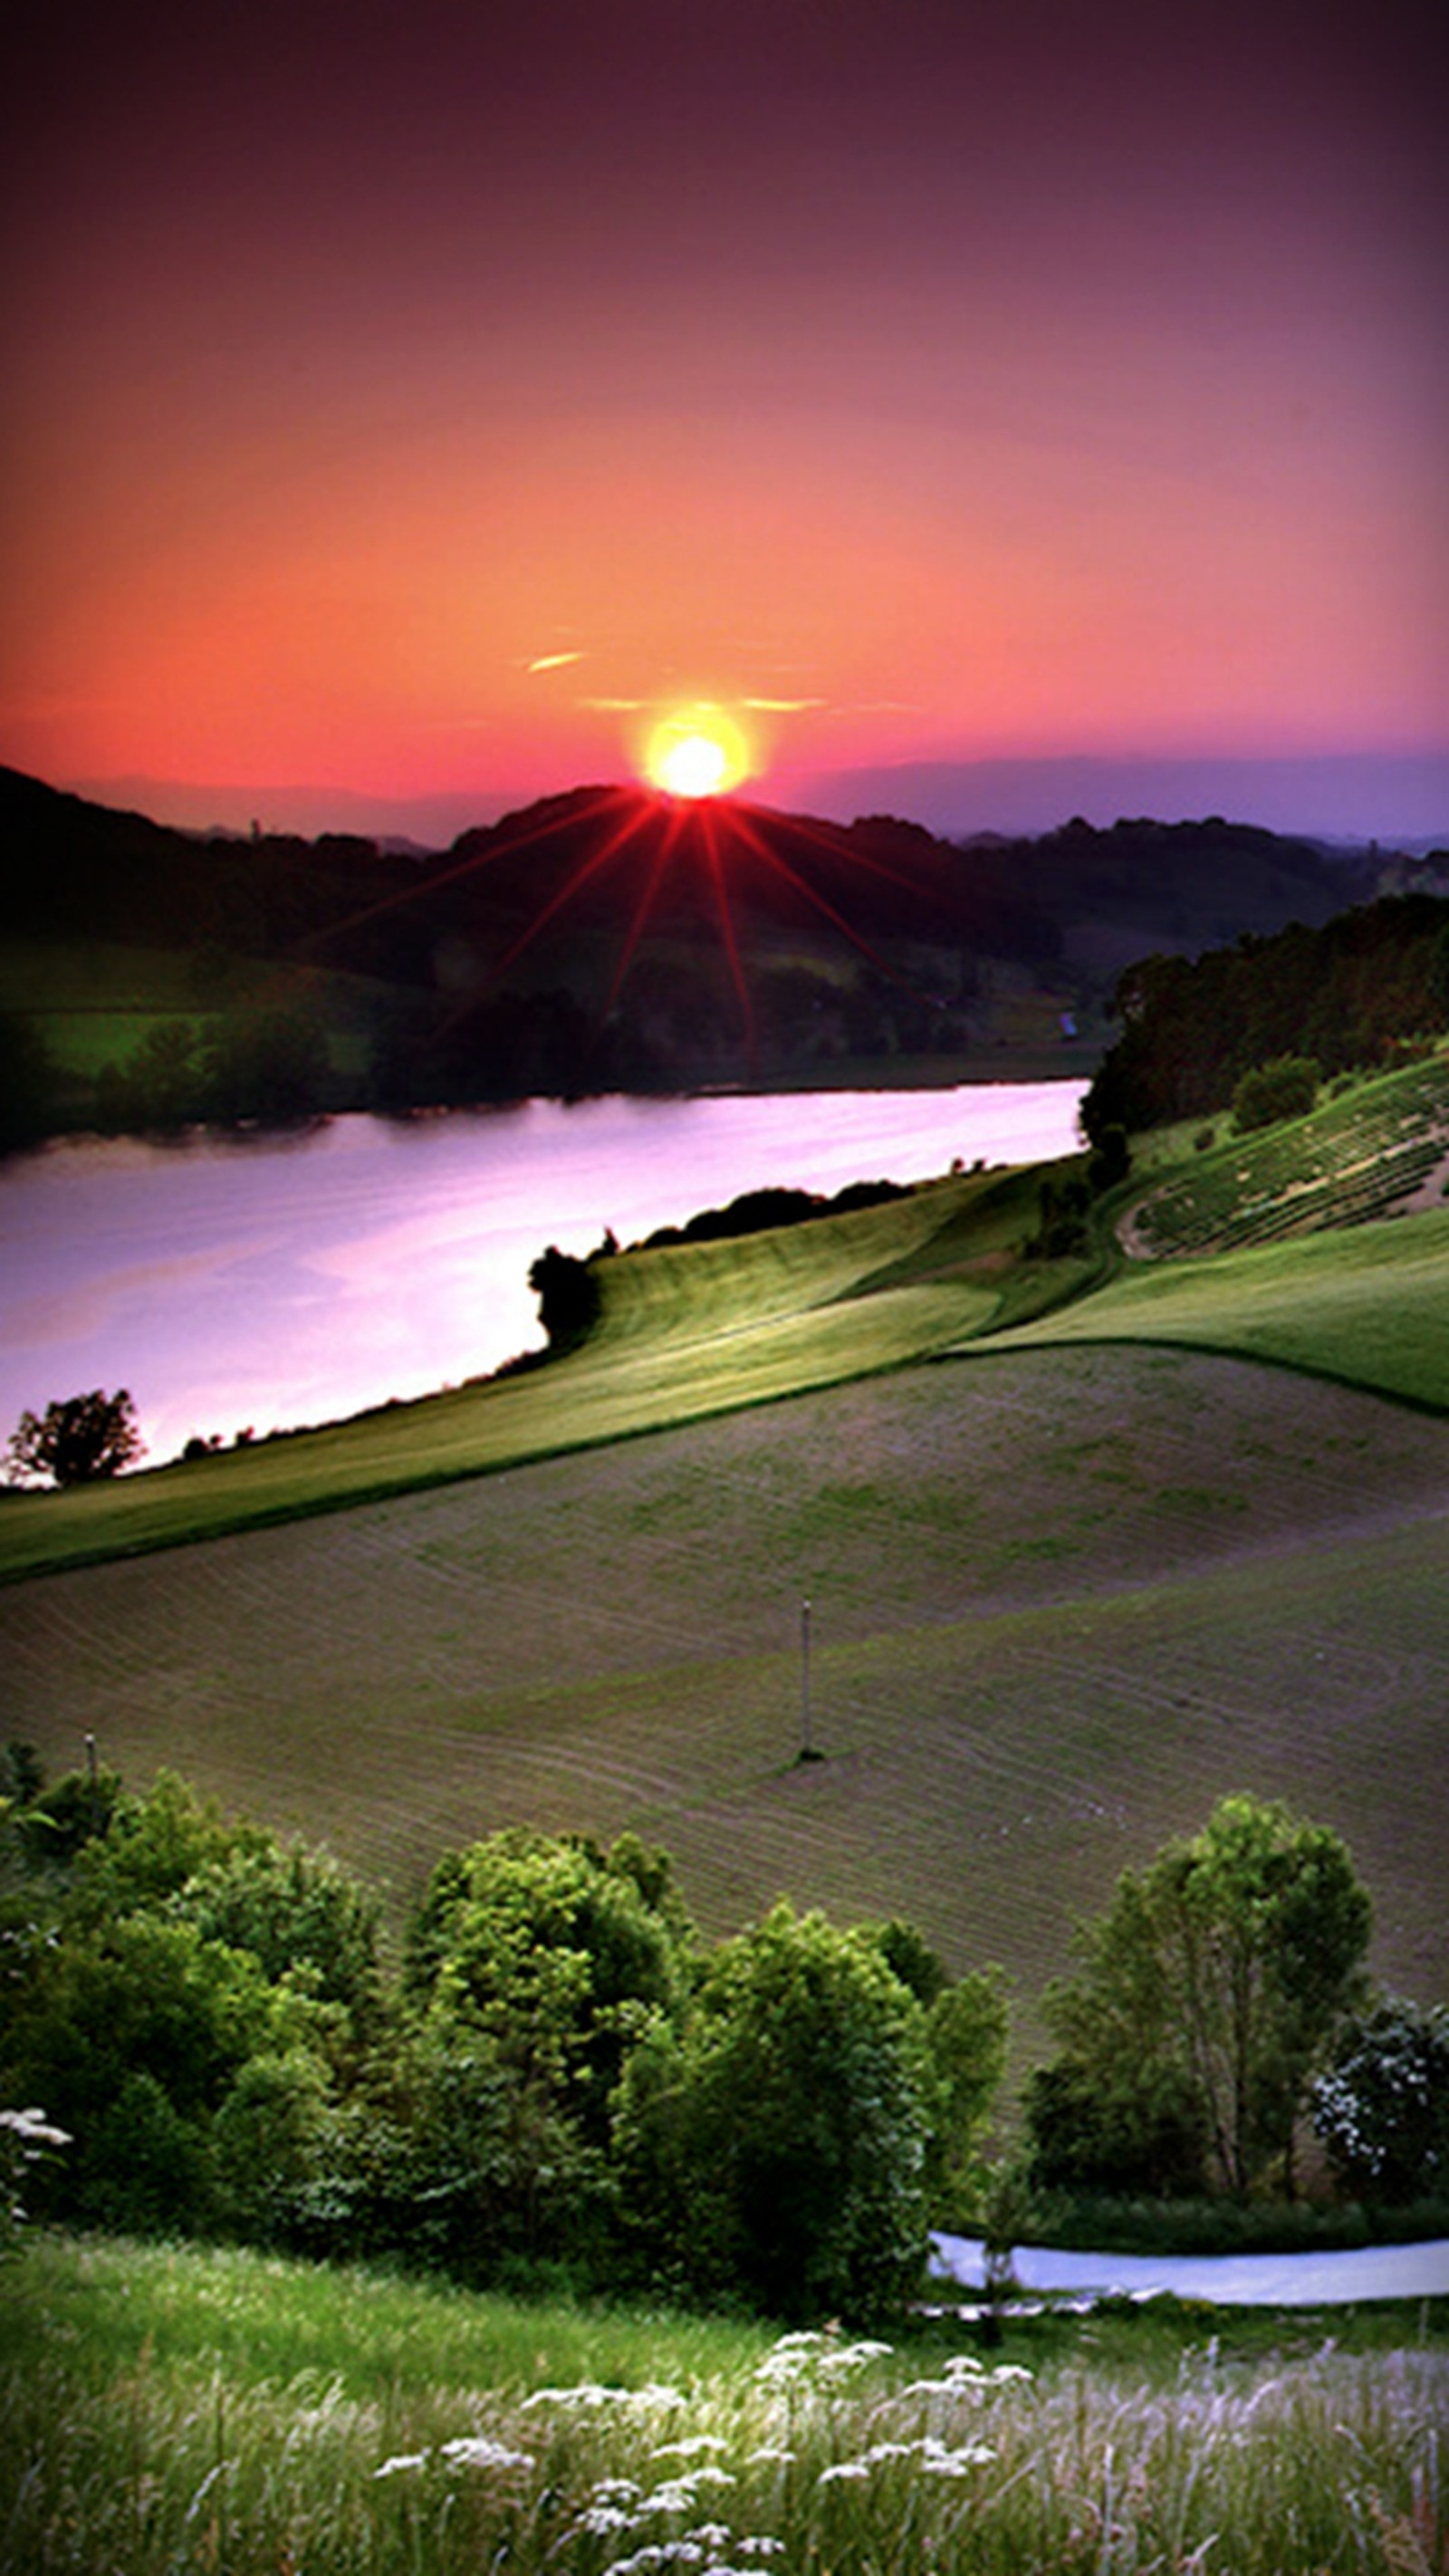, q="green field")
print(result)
[993,1206,1449,1407]
[3,1061,1447,2091]
[3,2233,1444,2575]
